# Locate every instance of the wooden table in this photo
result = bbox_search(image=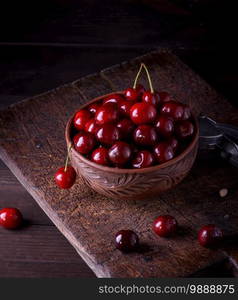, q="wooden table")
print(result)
[0,0,238,277]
